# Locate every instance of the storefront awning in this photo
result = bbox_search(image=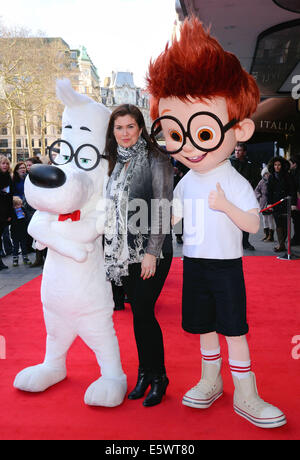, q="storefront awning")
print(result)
[250,96,300,148]
[252,97,299,133]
